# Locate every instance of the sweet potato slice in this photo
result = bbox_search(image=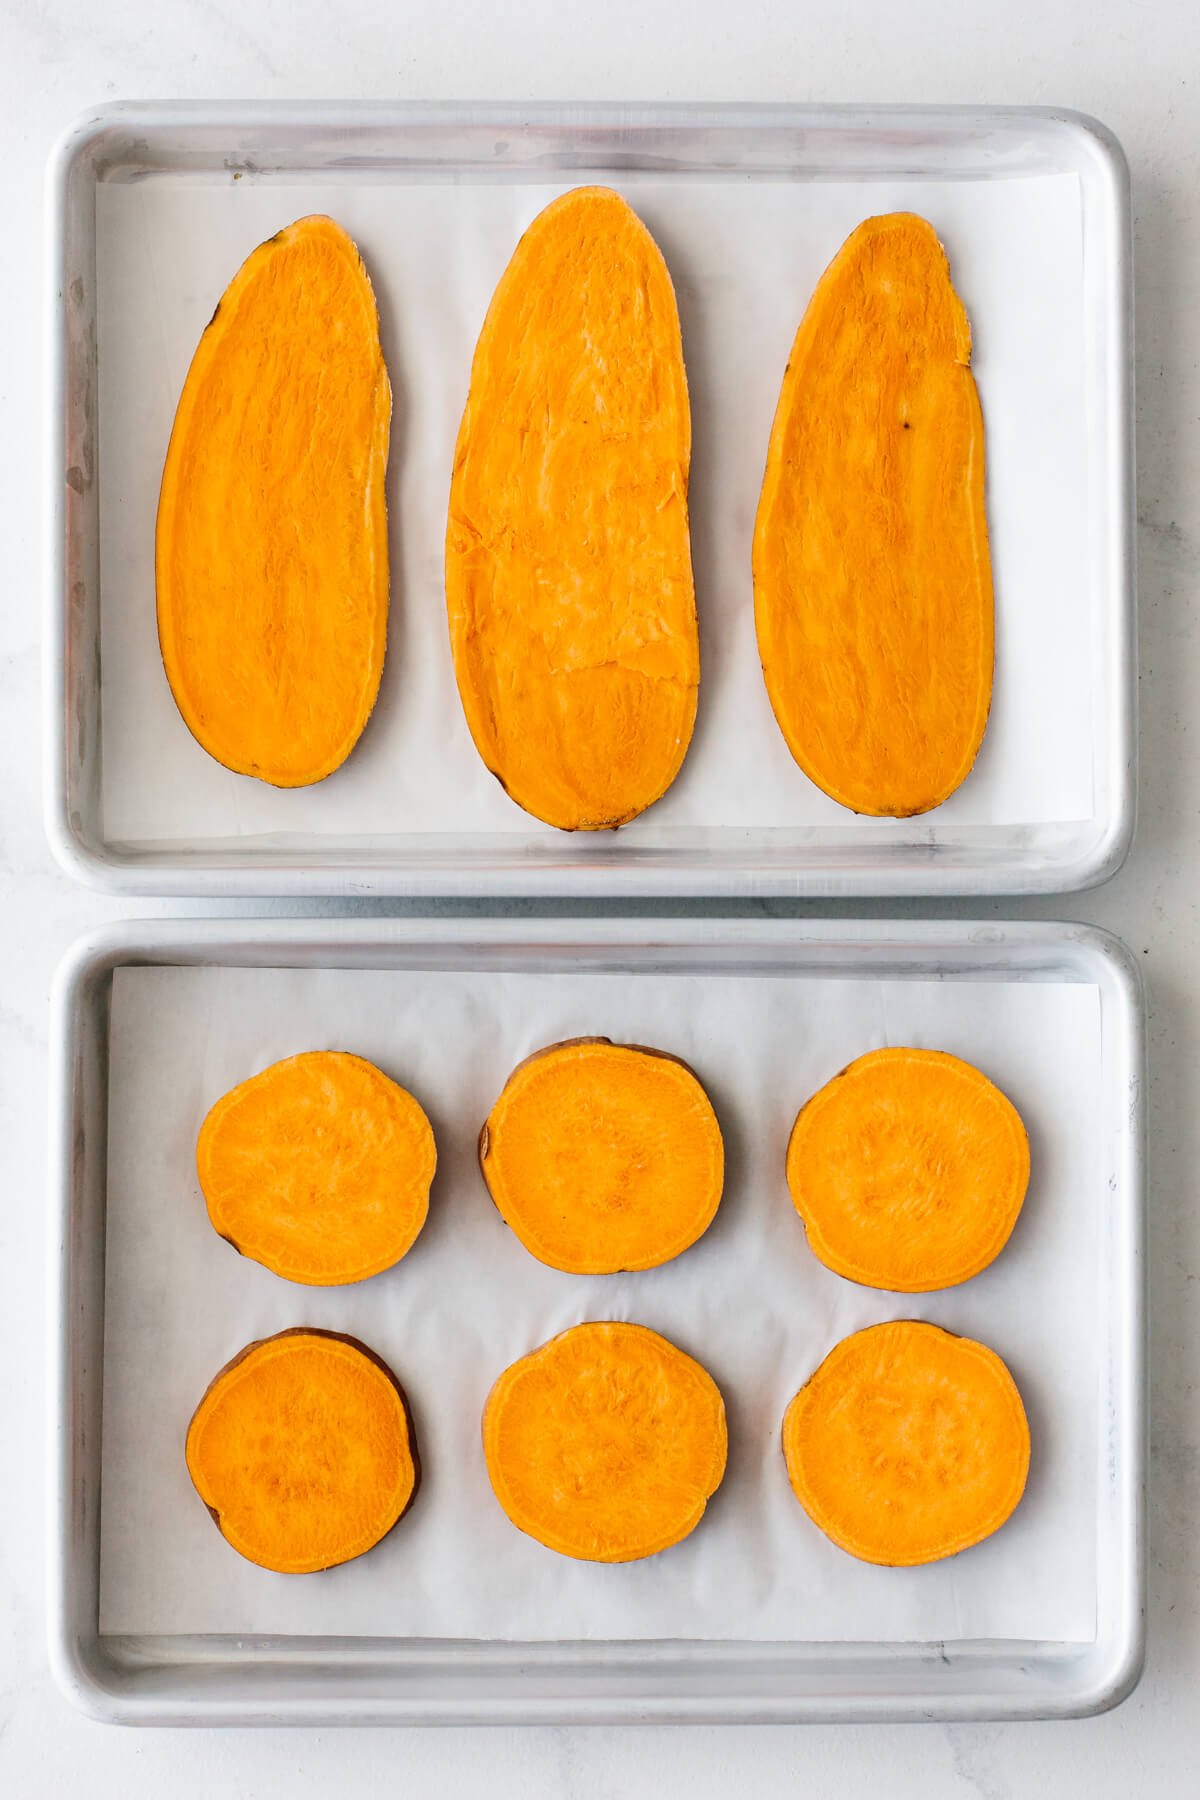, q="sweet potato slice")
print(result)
[446,186,698,830]
[782,1321,1029,1565]
[185,1328,419,1573]
[157,214,391,786]
[479,1037,724,1273]
[483,1321,727,1562]
[753,213,993,816]
[786,1047,1028,1292]
[197,1051,436,1286]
